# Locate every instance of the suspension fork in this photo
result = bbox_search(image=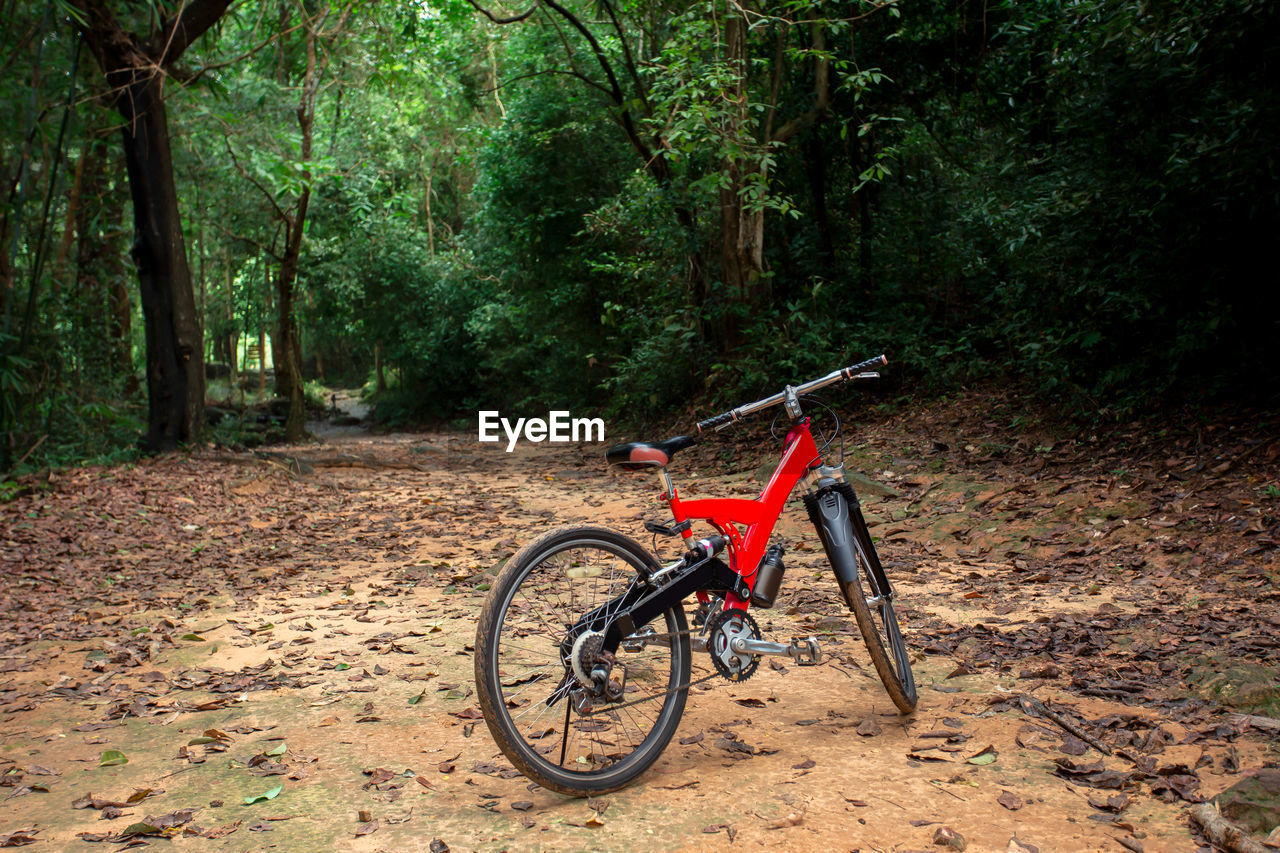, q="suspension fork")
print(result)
[803,481,893,607]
